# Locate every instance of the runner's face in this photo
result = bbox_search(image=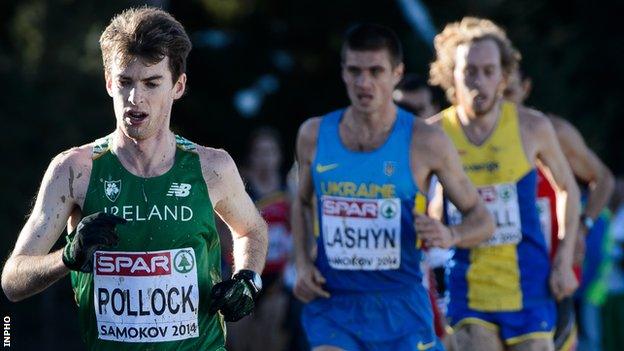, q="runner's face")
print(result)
[453,39,504,117]
[250,136,281,172]
[396,88,438,118]
[342,49,403,114]
[503,69,530,104]
[106,55,186,140]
